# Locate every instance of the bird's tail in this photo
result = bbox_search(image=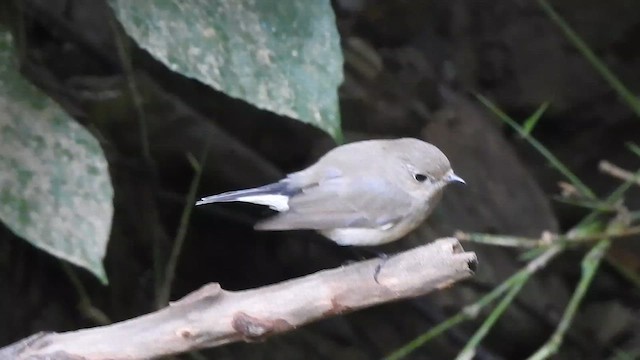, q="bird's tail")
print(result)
[195,181,295,211]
